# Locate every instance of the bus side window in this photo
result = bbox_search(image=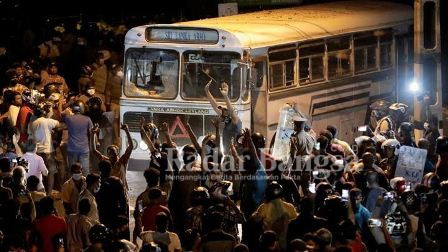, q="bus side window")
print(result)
[327,36,352,79]
[299,42,325,85]
[354,32,378,73]
[379,29,393,69]
[268,48,297,90]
